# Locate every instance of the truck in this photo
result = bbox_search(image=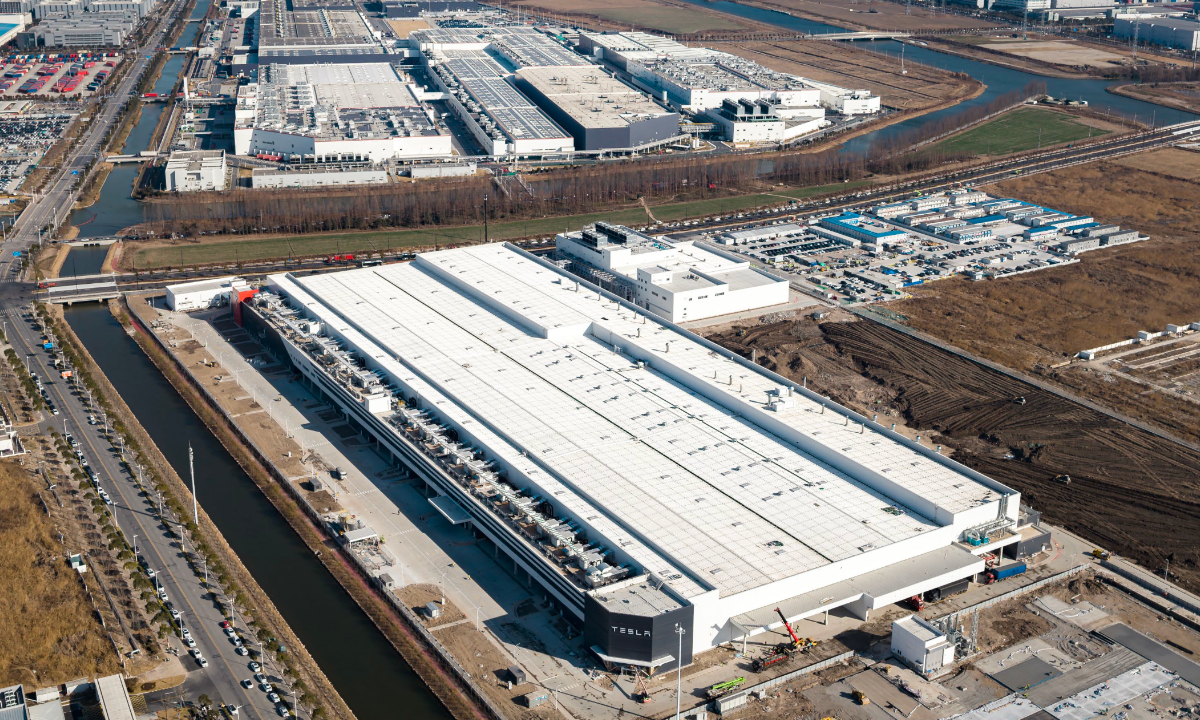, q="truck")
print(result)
[42,341,53,350]
[325,254,355,264]
[985,563,1027,584]
[752,608,817,672]
[707,678,745,700]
